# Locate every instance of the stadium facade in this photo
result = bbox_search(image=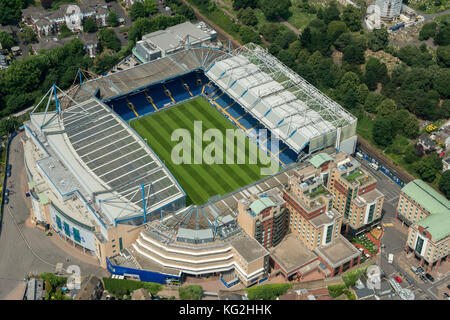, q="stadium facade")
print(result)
[23,42,358,286]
